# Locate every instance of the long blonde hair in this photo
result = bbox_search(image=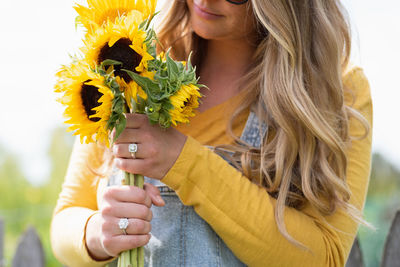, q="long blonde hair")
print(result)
[157,0,370,247]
